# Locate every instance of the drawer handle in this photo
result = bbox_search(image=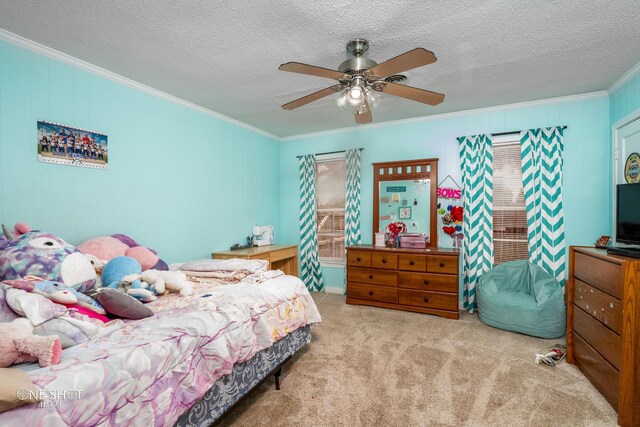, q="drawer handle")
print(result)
[356,257,361,262]
[368,291,374,296]
[423,280,430,285]
[382,258,387,264]
[423,297,430,303]
[409,260,415,266]
[369,274,374,280]
[439,262,445,267]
